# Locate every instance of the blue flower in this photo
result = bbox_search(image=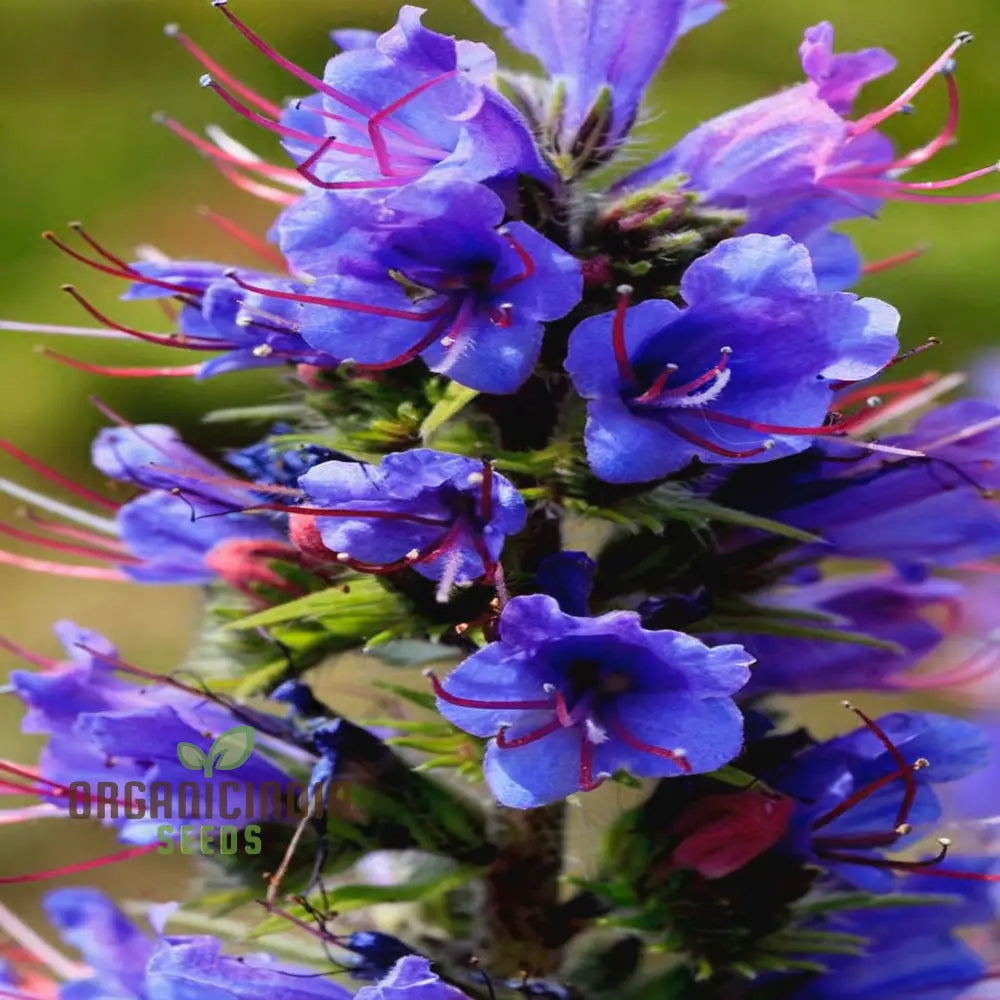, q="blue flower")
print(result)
[277,5,552,192]
[225,425,343,489]
[614,25,988,290]
[433,594,752,807]
[773,711,990,891]
[469,0,728,169]
[564,234,899,482]
[299,449,526,598]
[354,957,471,1000]
[287,180,581,394]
